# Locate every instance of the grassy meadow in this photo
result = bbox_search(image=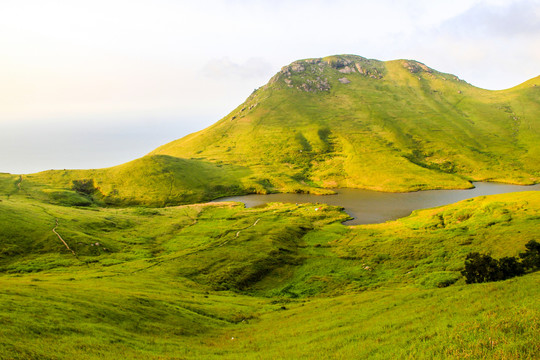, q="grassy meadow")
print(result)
[1,180,538,359]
